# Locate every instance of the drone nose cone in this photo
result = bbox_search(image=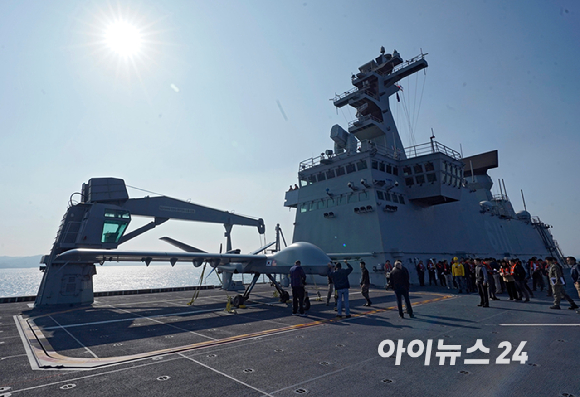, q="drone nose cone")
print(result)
[272,242,331,268]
